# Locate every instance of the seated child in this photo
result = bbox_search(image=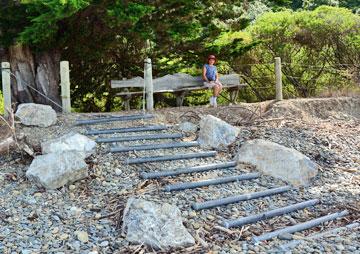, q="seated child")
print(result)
[202,55,222,107]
